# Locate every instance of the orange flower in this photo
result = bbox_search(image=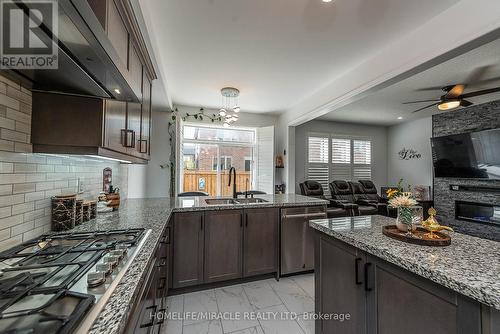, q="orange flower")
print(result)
[386,188,398,198]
